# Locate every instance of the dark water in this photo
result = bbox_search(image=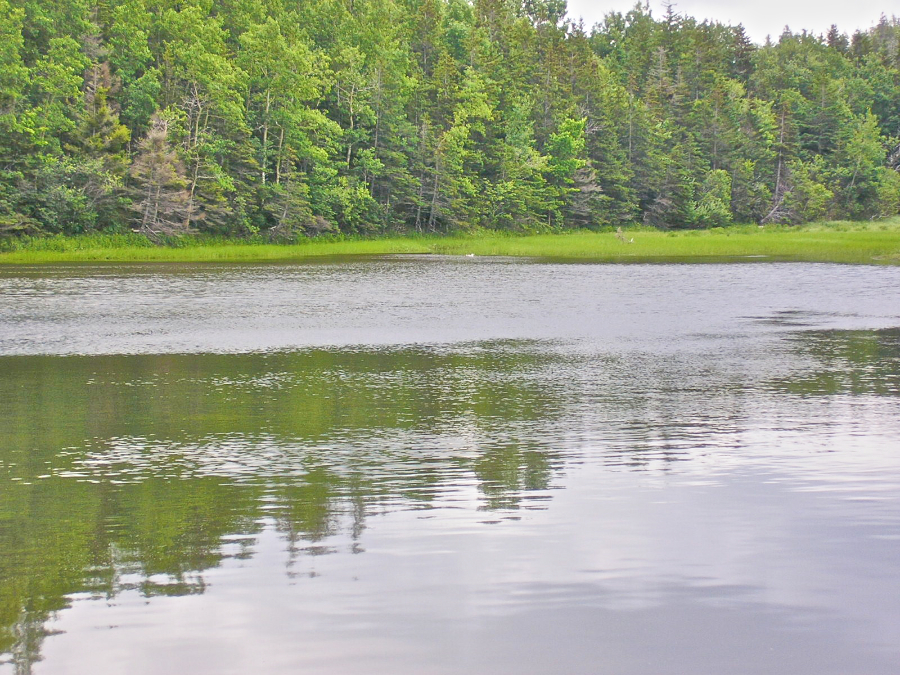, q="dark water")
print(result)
[1,258,899,674]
